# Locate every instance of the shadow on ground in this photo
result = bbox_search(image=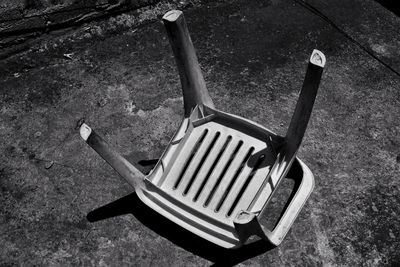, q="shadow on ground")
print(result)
[87,192,275,266]
[85,158,308,265]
